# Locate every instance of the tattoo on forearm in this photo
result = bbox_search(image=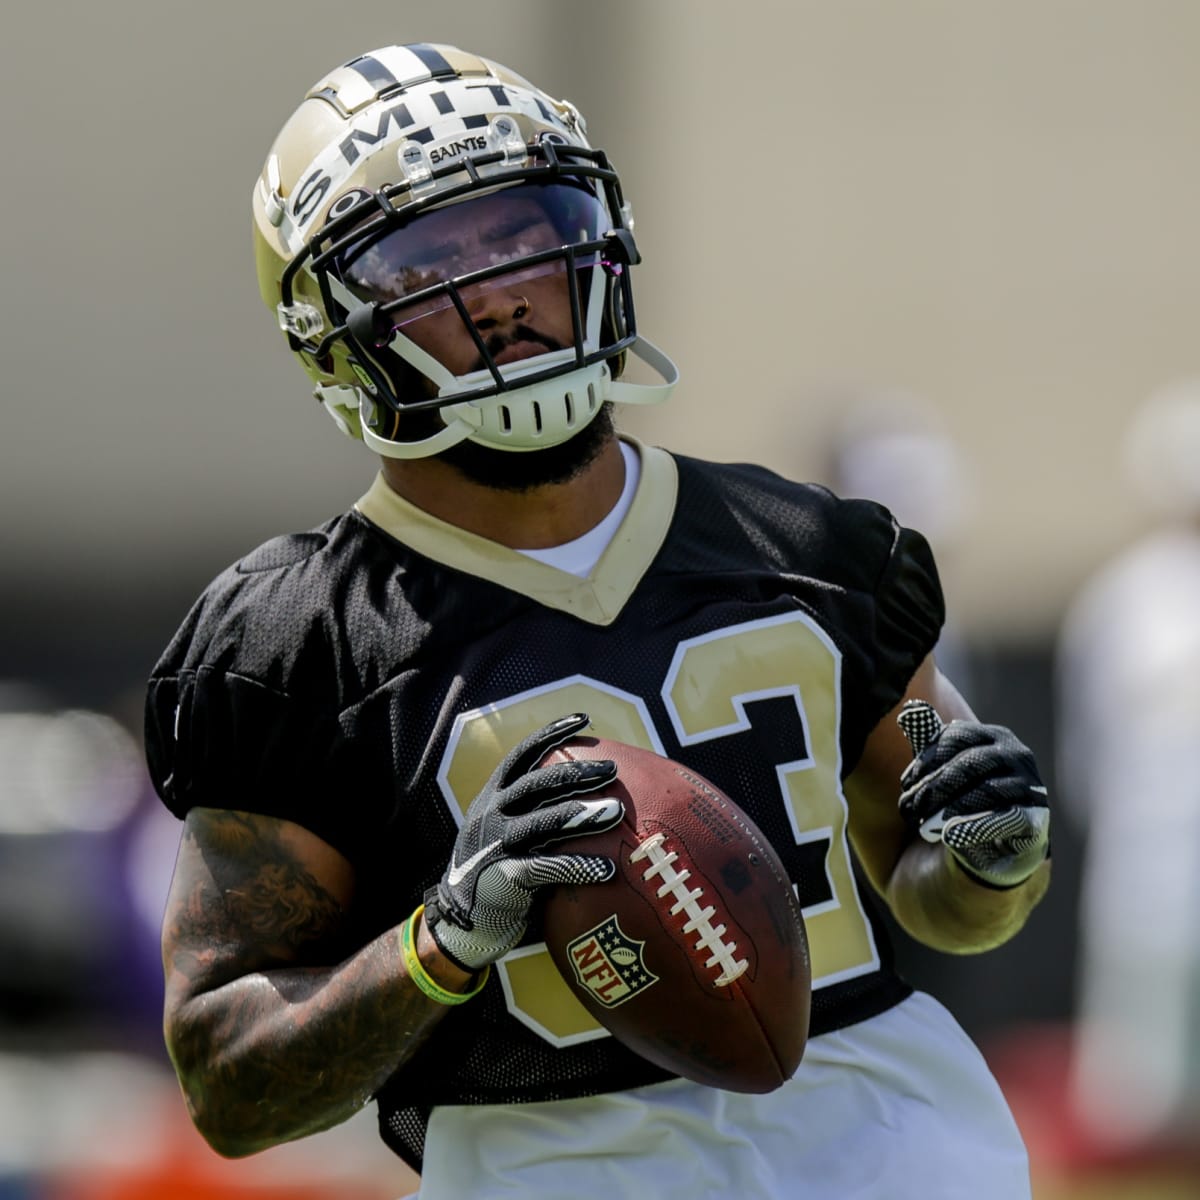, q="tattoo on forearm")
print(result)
[163,810,444,1150]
